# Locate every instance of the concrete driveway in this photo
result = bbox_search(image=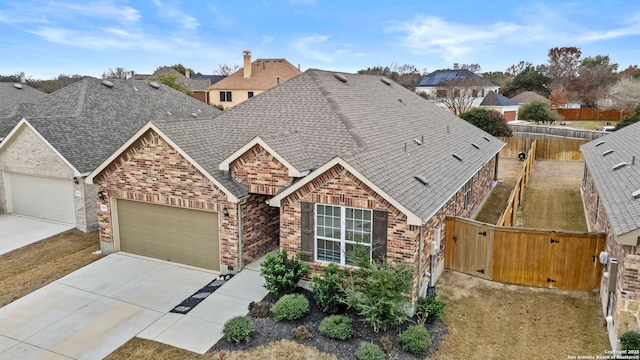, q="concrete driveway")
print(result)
[0,253,223,359]
[0,215,73,255]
